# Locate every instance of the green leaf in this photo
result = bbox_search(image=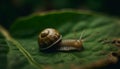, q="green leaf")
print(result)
[1,10,120,69]
[0,34,9,69]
